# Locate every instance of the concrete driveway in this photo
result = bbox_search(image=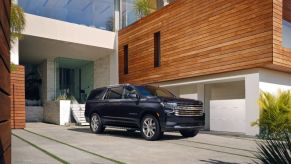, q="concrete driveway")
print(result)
[12,123,259,164]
